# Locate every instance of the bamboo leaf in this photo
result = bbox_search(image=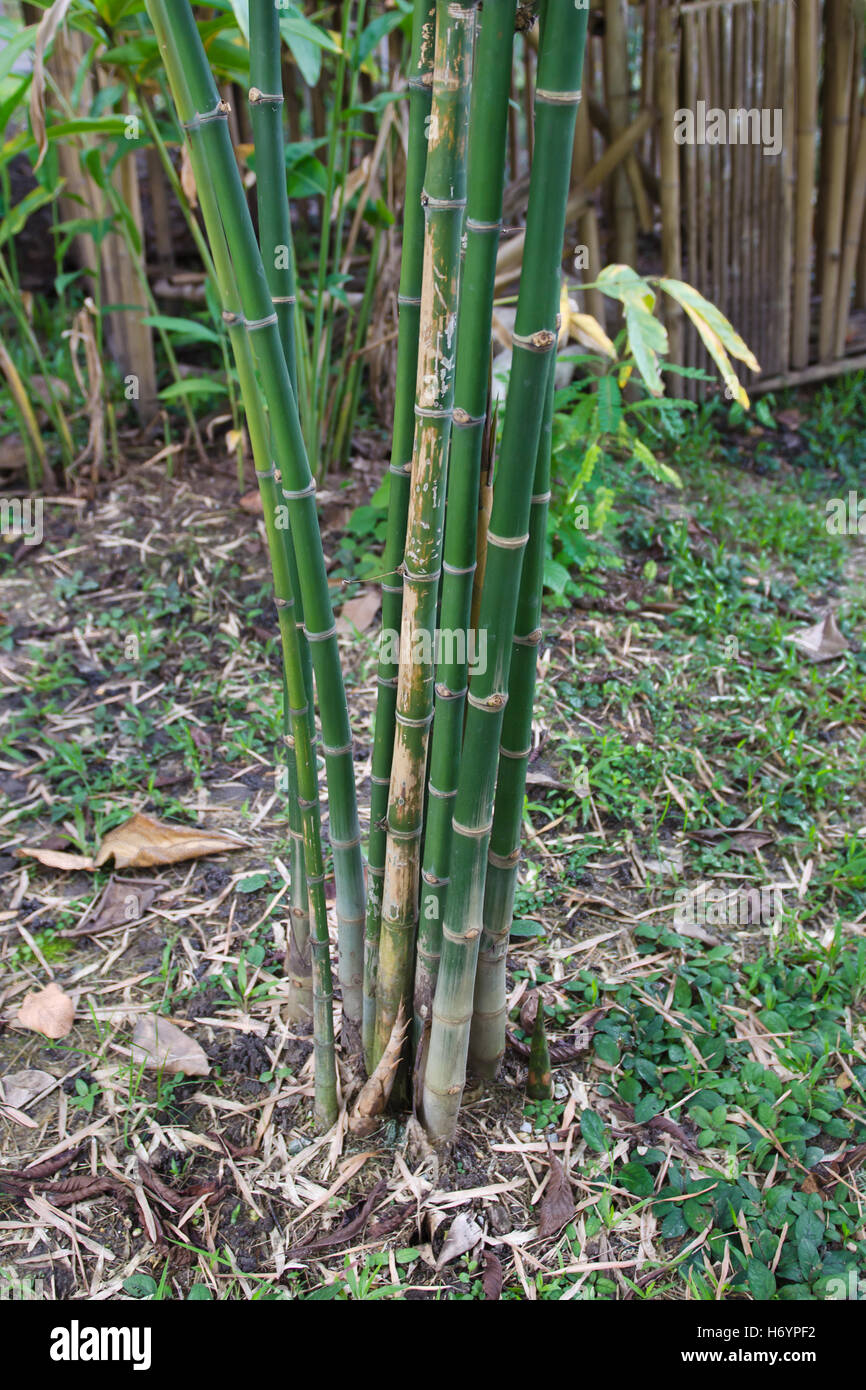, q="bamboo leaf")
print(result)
[596,375,622,434]
[630,433,682,489]
[0,184,60,248]
[142,314,223,344]
[659,277,759,370]
[678,301,751,408]
[625,304,665,396]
